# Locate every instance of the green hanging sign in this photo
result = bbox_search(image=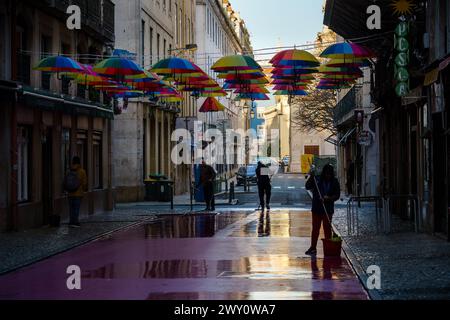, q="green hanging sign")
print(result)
[394,20,410,97]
